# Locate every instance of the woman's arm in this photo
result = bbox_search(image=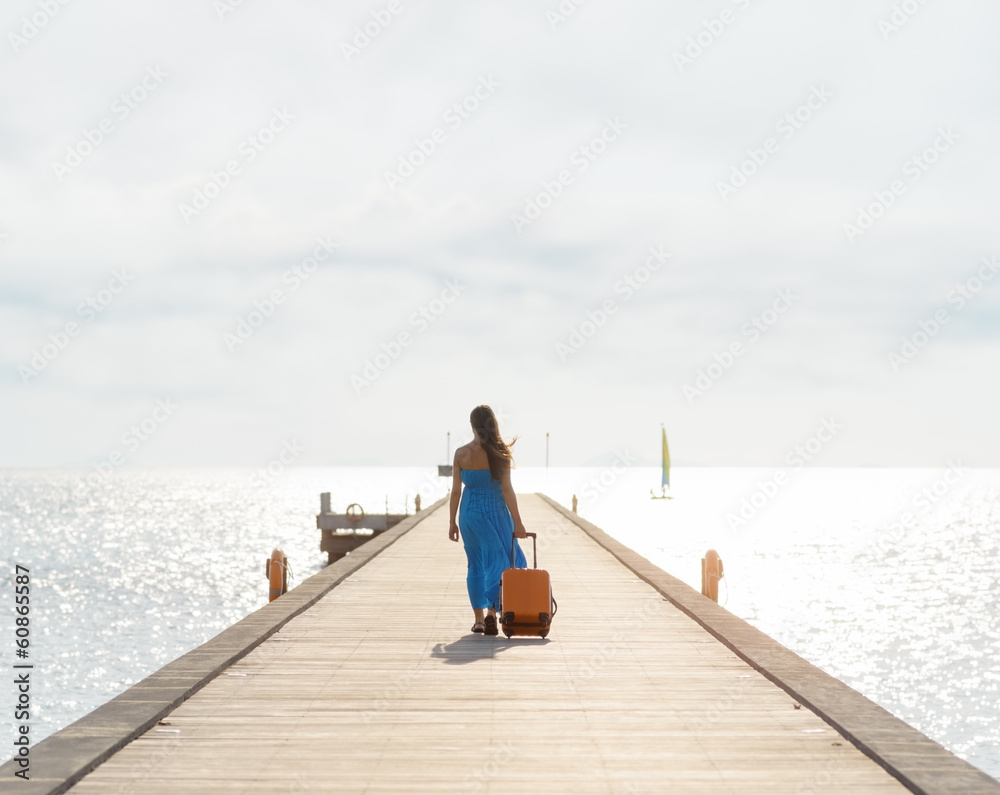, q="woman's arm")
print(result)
[448,449,463,542]
[499,467,527,538]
